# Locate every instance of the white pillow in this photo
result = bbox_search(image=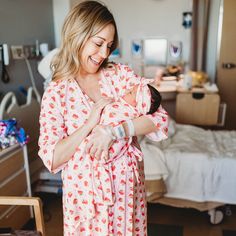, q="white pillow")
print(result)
[38,48,59,89]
